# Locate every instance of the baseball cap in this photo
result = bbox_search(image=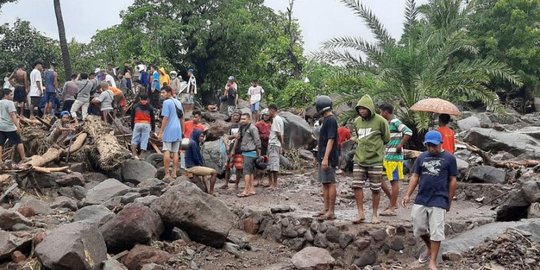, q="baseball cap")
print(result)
[50,61,57,66]
[228,76,235,81]
[424,130,443,145]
